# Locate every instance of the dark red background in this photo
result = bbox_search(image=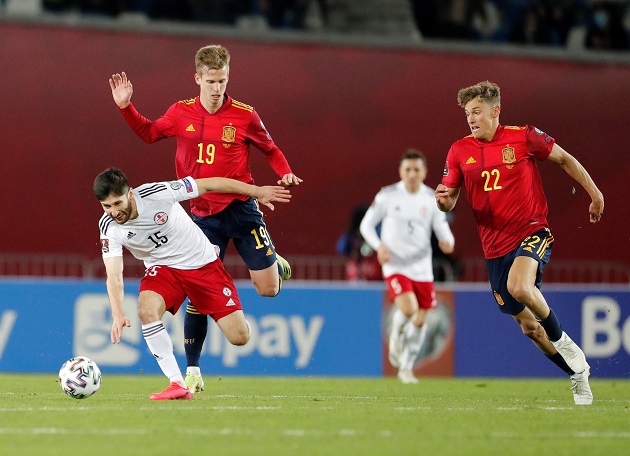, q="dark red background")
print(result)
[1,23,627,266]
